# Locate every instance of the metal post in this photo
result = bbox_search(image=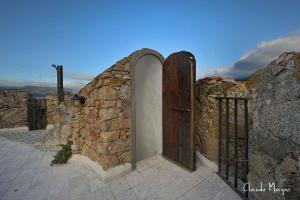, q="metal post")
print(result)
[38,99,41,129]
[244,99,249,197]
[234,99,238,188]
[33,100,36,130]
[52,64,64,104]
[225,98,229,179]
[218,99,222,174]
